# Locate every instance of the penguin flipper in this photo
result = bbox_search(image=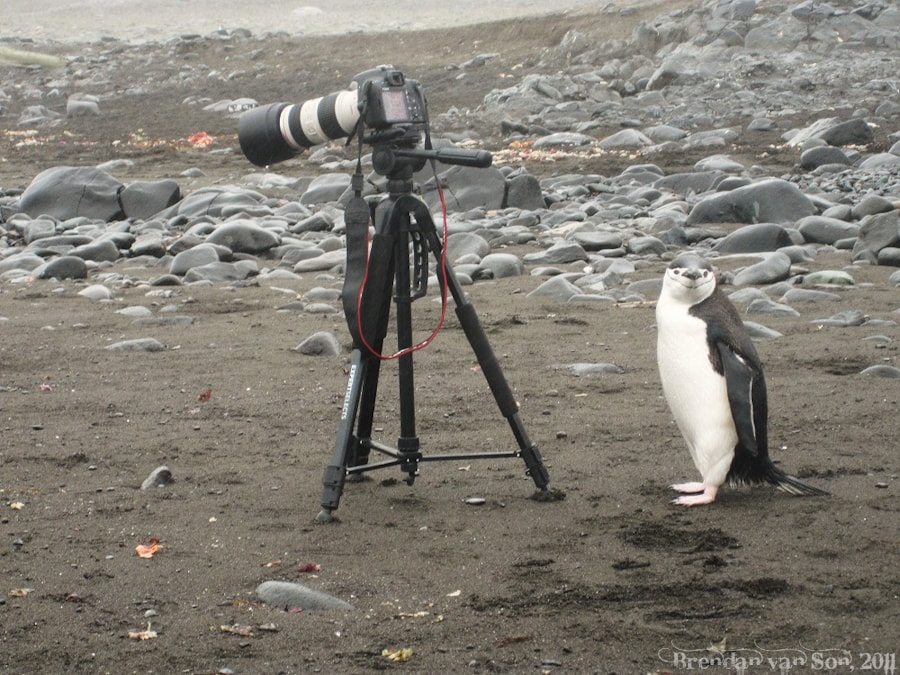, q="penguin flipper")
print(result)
[716,341,766,457]
[716,342,829,497]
